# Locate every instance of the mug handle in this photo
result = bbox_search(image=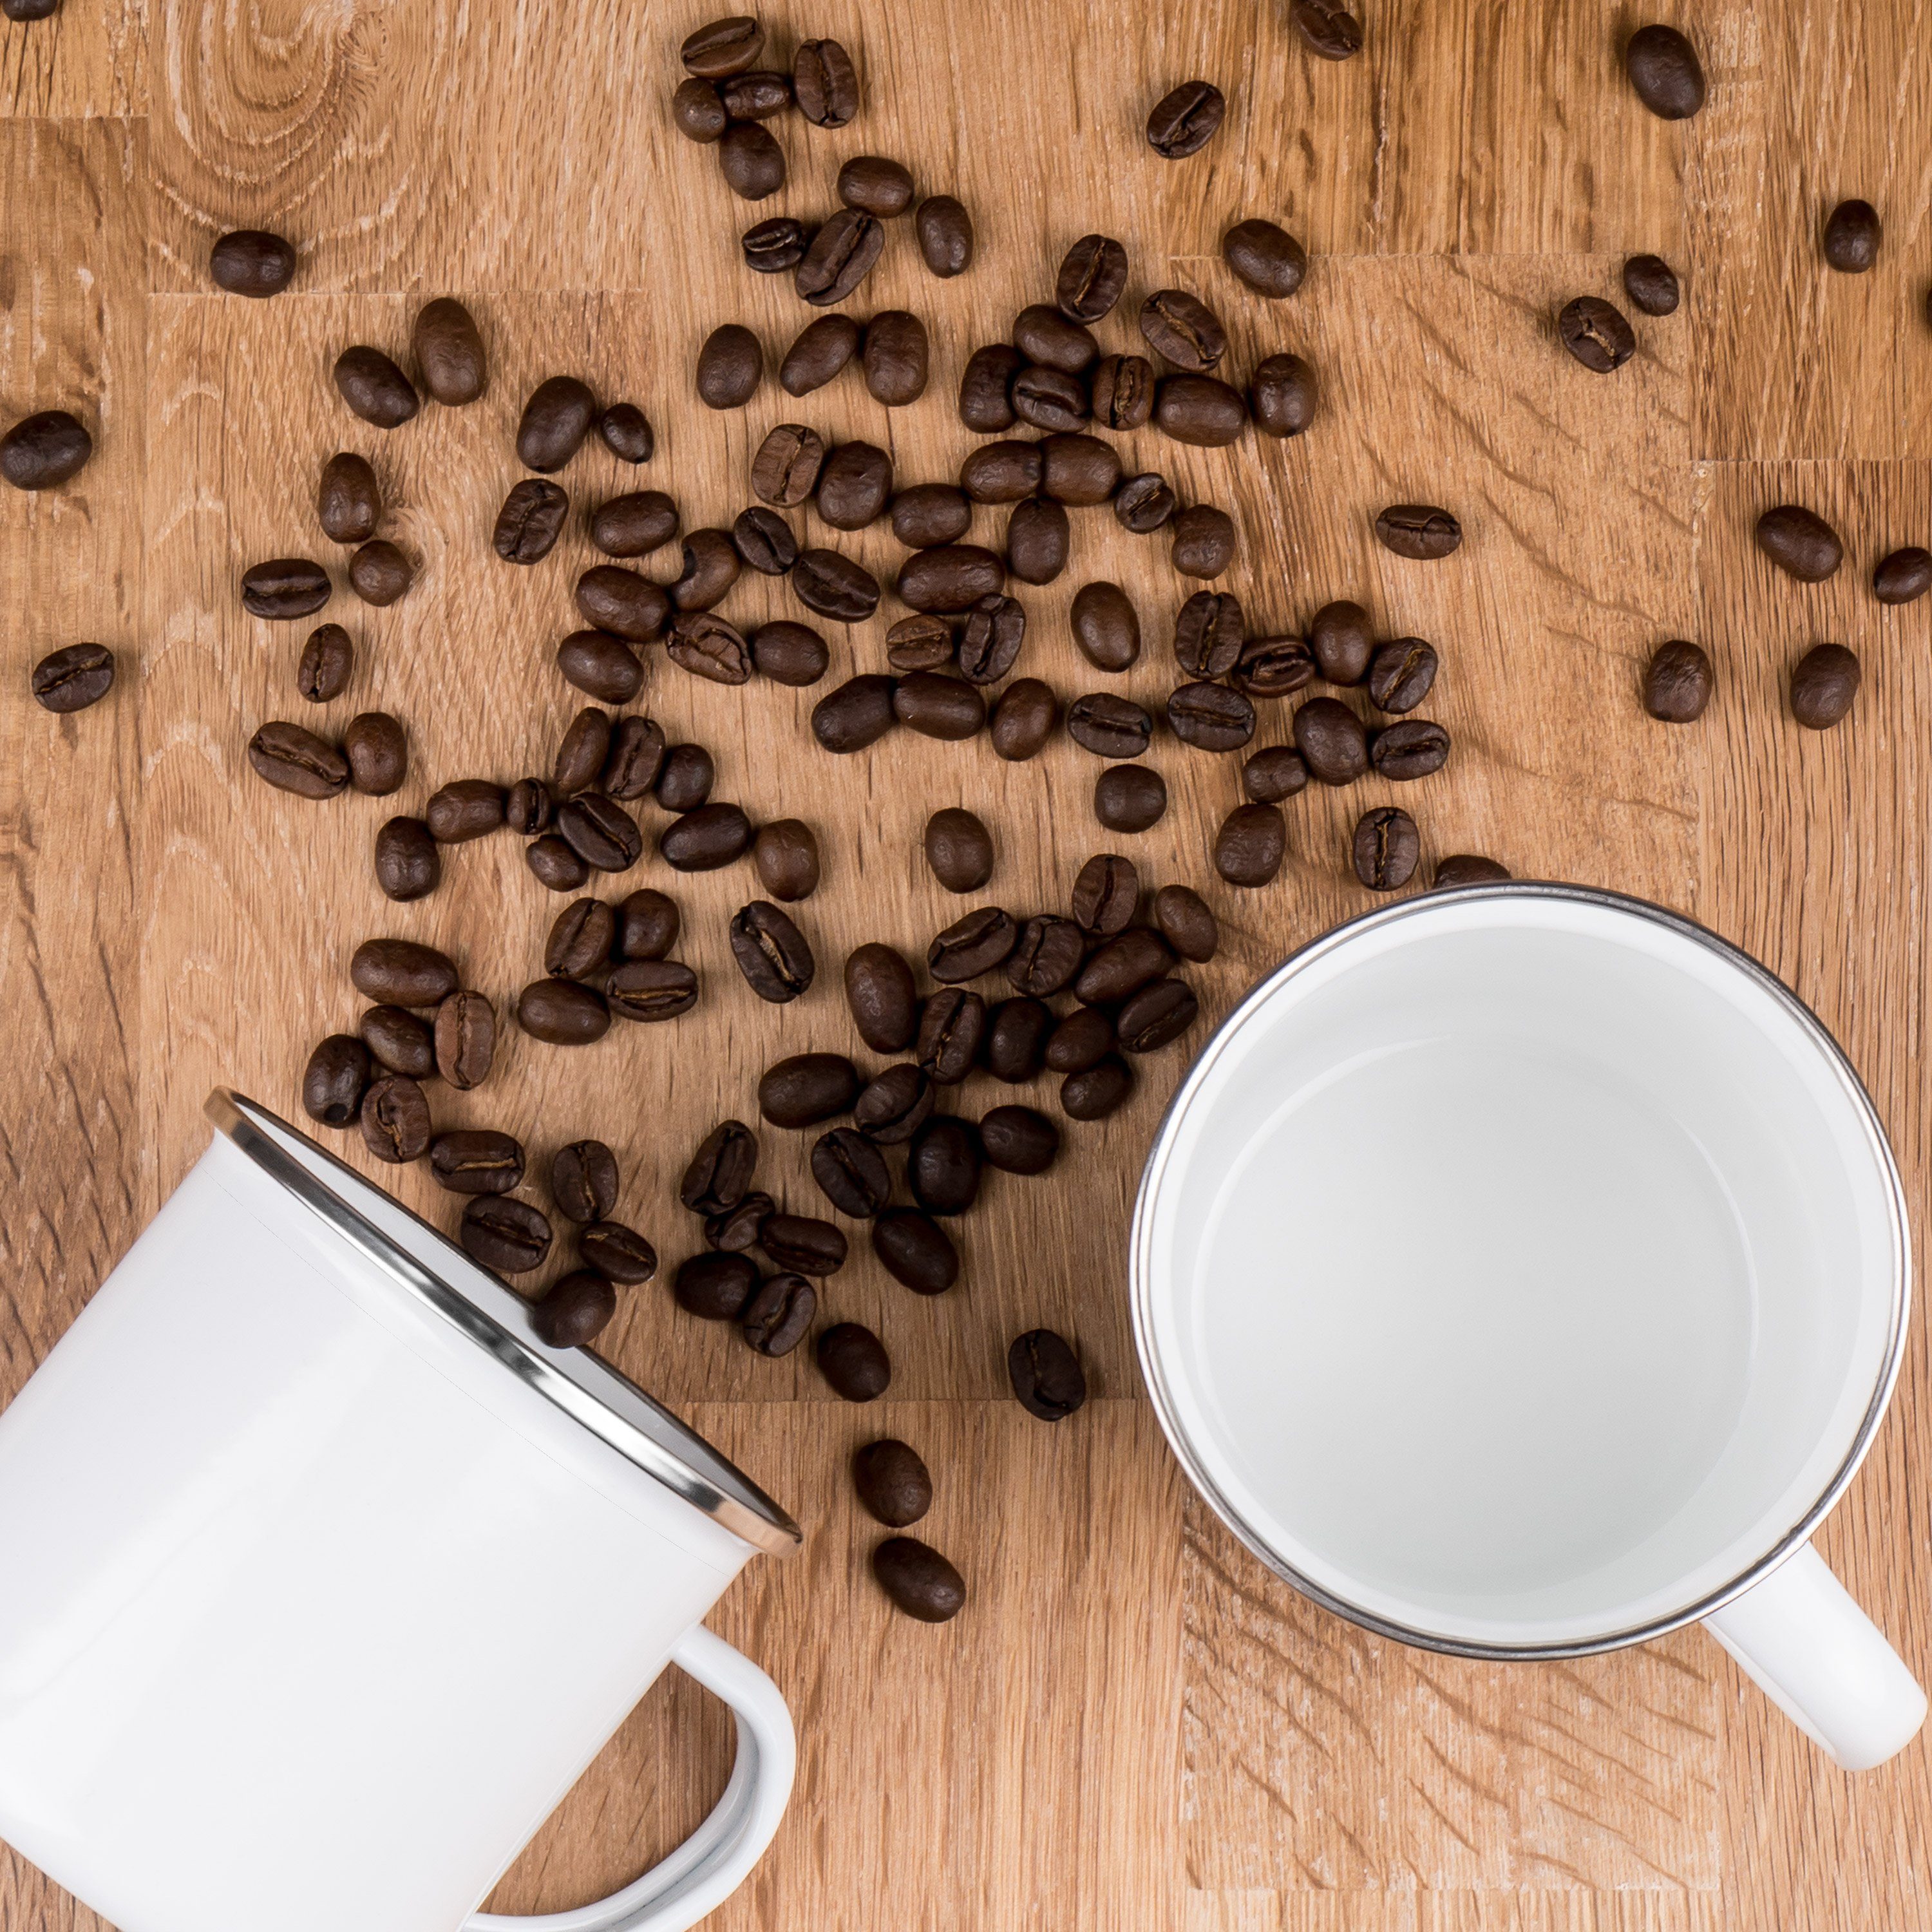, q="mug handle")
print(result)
[1703,1542,1926,1770]
[466,1625,795,1932]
